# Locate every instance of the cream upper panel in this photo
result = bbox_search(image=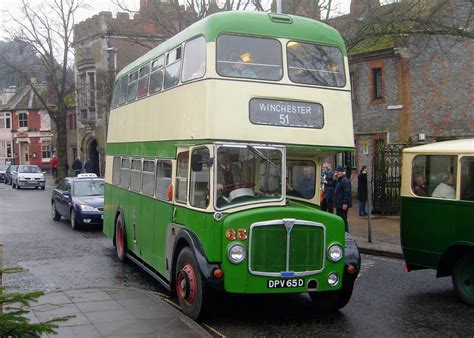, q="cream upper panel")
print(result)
[107,79,354,148]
